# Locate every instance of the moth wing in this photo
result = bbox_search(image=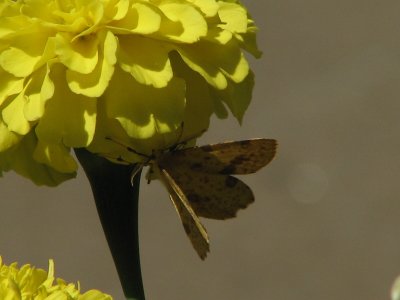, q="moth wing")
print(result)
[160,169,210,259]
[161,139,277,175]
[165,166,255,220]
